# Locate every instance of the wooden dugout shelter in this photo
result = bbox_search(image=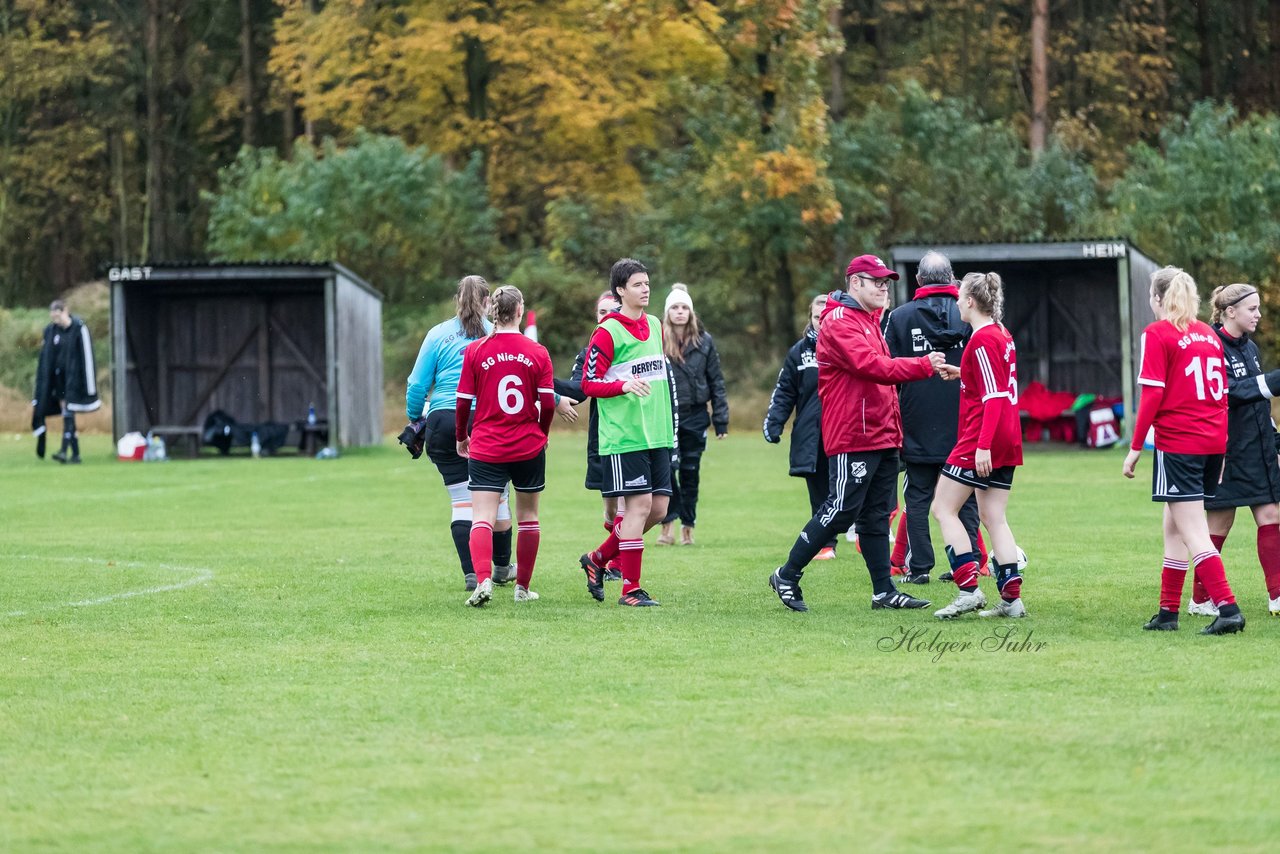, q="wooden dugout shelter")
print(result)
[890,238,1162,438]
[108,261,383,448]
